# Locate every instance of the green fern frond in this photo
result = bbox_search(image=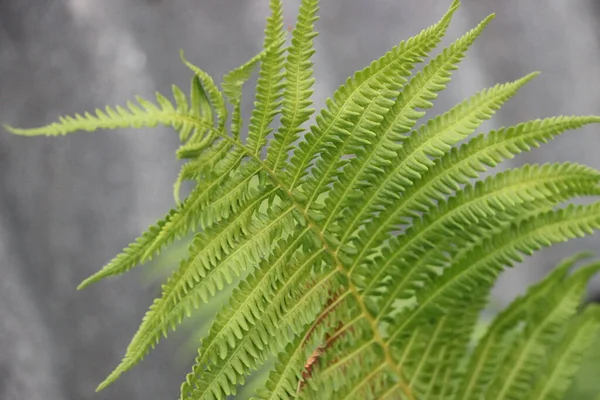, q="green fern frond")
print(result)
[486,263,600,400]
[4,87,213,138]
[183,250,327,400]
[98,193,294,391]
[8,1,600,399]
[285,0,460,188]
[81,152,248,289]
[319,13,494,231]
[246,0,286,154]
[389,203,600,345]
[253,319,328,400]
[266,0,318,172]
[364,162,600,312]
[338,73,538,255]
[528,305,600,400]
[455,251,595,399]
[180,50,228,131]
